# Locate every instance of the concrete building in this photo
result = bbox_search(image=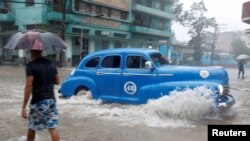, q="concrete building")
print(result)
[0,0,175,66]
[199,31,248,67]
[214,31,250,54]
[242,1,250,47]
